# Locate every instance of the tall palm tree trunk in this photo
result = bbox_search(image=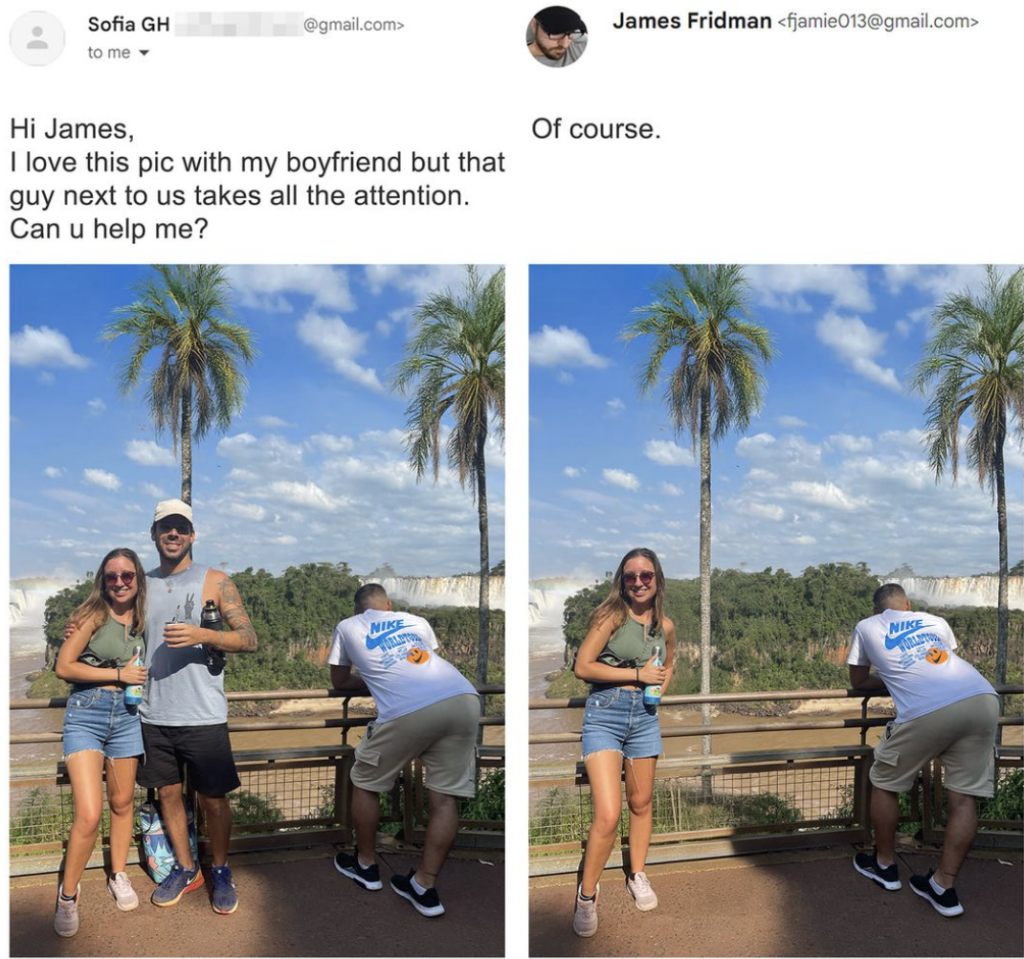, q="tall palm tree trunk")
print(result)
[995,412,1008,745]
[699,388,713,796]
[476,433,490,734]
[180,389,193,505]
